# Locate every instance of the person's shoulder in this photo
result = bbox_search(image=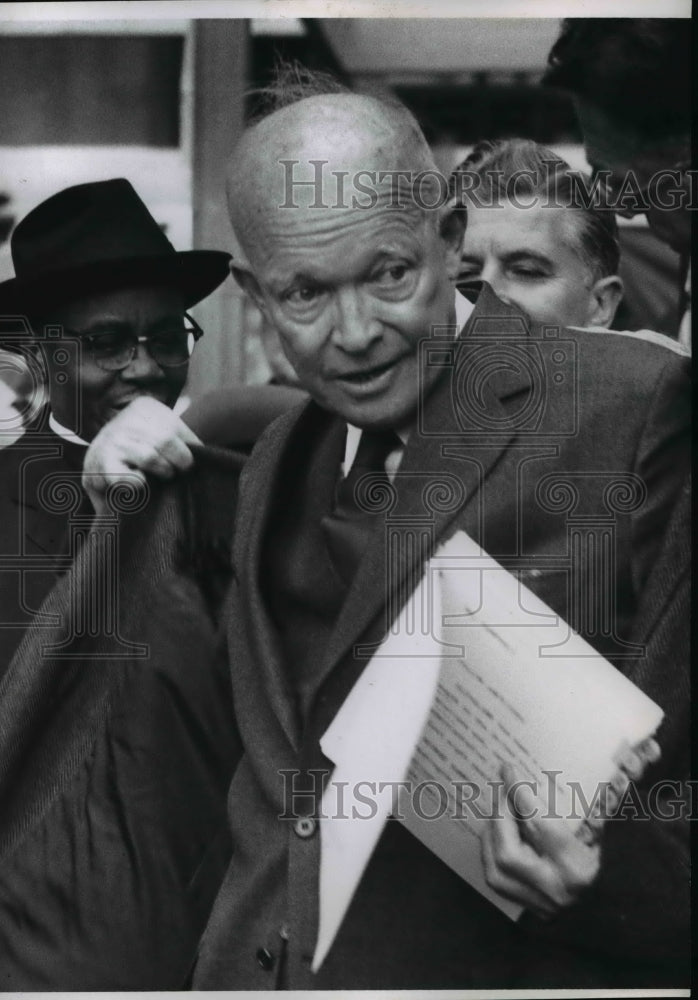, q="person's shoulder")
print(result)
[236,394,313,486]
[252,394,325,460]
[183,384,308,450]
[569,324,690,365]
[566,324,691,395]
